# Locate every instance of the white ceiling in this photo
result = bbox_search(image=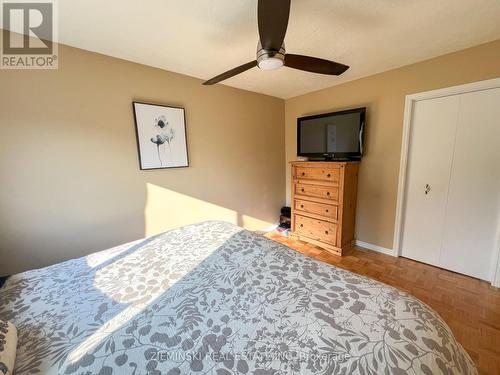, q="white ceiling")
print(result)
[20,1,500,98]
